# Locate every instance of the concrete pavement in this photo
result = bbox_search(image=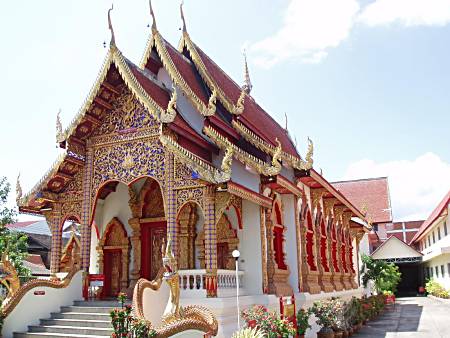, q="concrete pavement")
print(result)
[353,296,450,337]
